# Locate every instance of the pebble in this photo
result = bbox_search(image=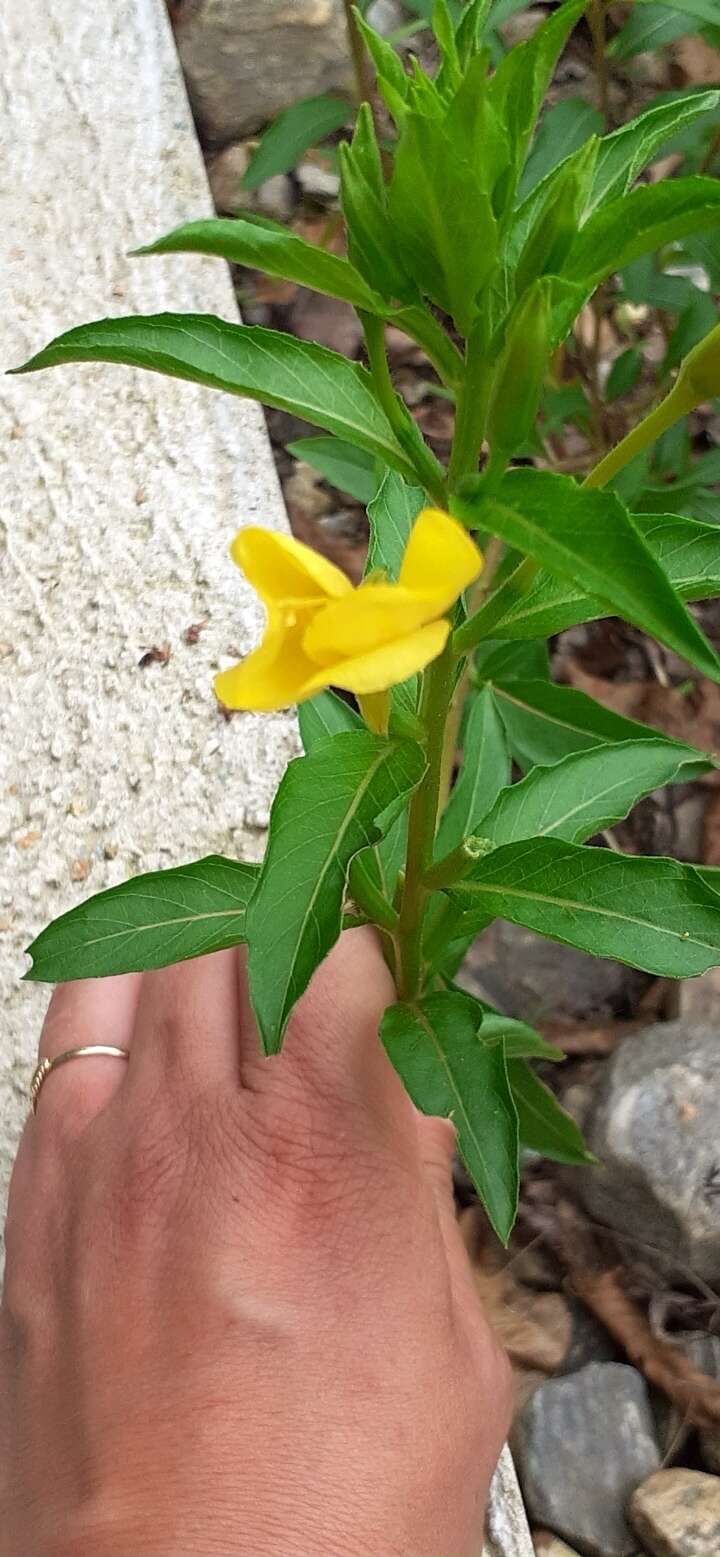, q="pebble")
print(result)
[365,0,404,34]
[296,160,340,202]
[630,1469,720,1557]
[579,1022,720,1283]
[513,1363,660,1557]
